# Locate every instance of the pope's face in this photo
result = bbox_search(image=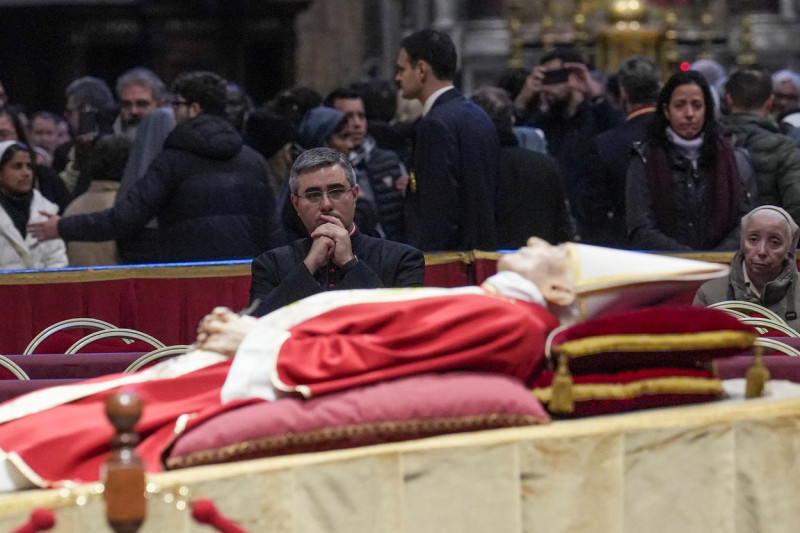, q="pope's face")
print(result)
[497,237,574,306]
[742,211,793,287]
